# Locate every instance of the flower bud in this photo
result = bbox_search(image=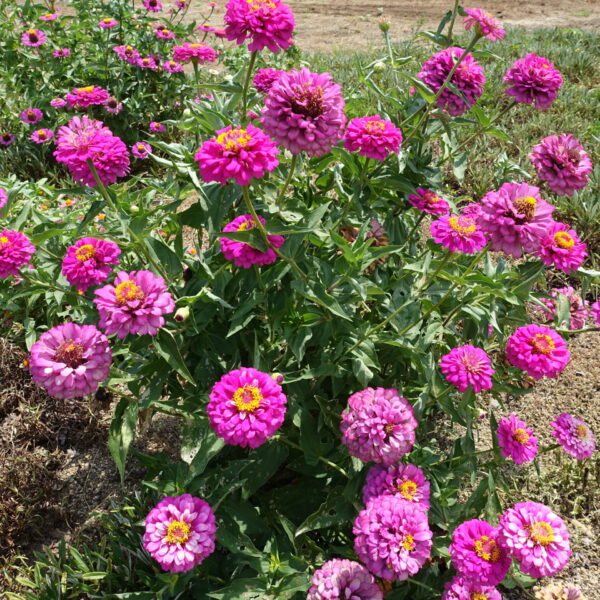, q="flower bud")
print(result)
[174,306,190,322]
[130,204,139,214]
[373,61,386,72]
[271,372,284,384]
[378,19,391,33]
